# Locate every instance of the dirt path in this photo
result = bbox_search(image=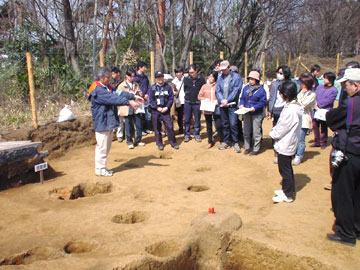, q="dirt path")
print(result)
[0,119,359,269]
